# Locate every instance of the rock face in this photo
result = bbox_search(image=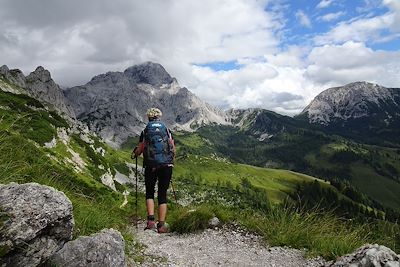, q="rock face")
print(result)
[298,81,400,144]
[300,82,400,125]
[50,228,126,267]
[0,65,26,89]
[124,61,174,86]
[228,108,295,141]
[64,61,229,147]
[25,66,76,118]
[0,65,76,118]
[327,244,400,267]
[0,183,74,267]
